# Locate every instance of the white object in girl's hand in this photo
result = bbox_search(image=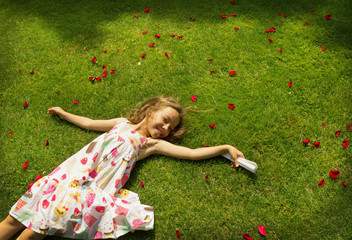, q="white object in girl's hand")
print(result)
[222,153,258,174]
